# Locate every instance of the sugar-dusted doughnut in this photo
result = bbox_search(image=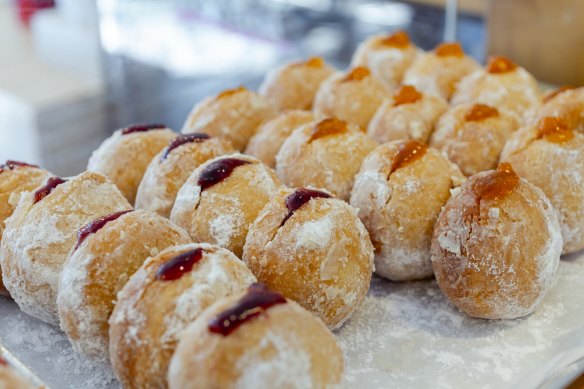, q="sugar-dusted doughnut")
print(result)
[109,243,256,389]
[168,283,344,389]
[88,123,176,204]
[259,57,336,110]
[243,187,374,329]
[0,171,131,325]
[350,140,464,281]
[57,209,191,363]
[170,154,282,257]
[431,163,562,319]
[533,86,584,132]
[276,118,377,201]
[135,133,234,217]
[182,87,277,150]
